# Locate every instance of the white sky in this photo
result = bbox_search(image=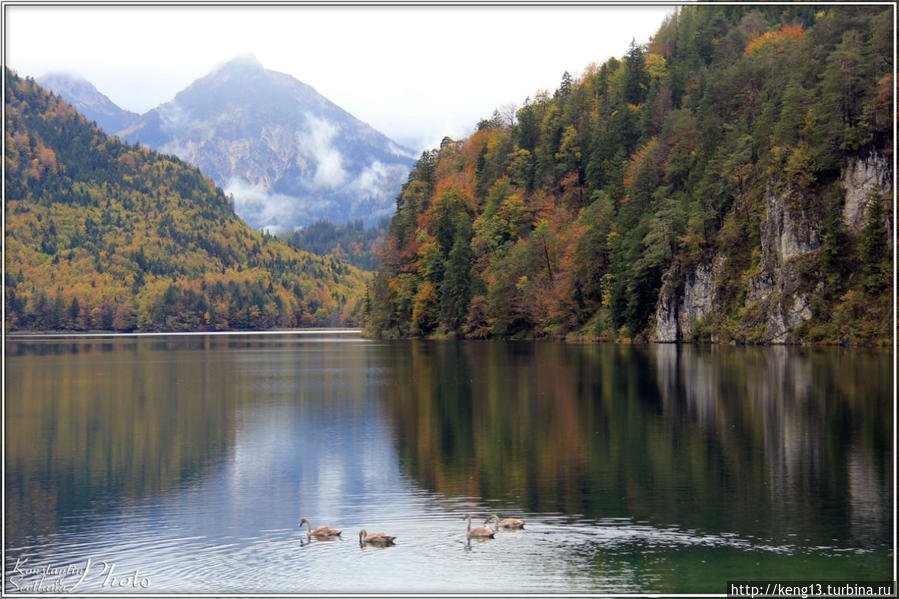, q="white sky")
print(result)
[4,3,676,153]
